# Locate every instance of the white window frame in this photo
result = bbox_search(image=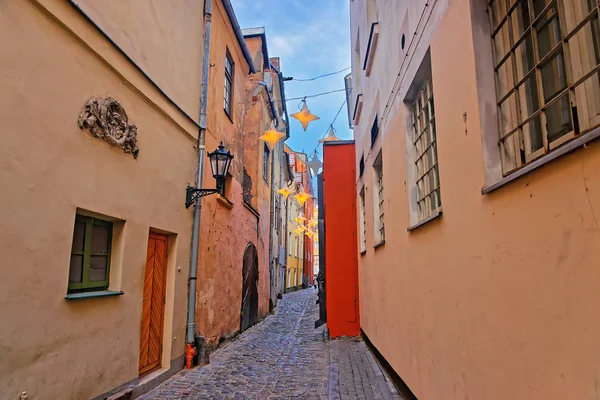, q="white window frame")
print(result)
[359,187,367,252]
[372,151,385,244]
[411,78,442,222]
